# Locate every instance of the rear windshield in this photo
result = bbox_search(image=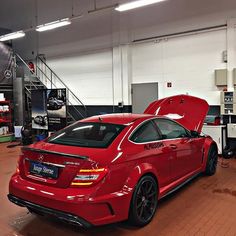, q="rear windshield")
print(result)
[47,122,125,148]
